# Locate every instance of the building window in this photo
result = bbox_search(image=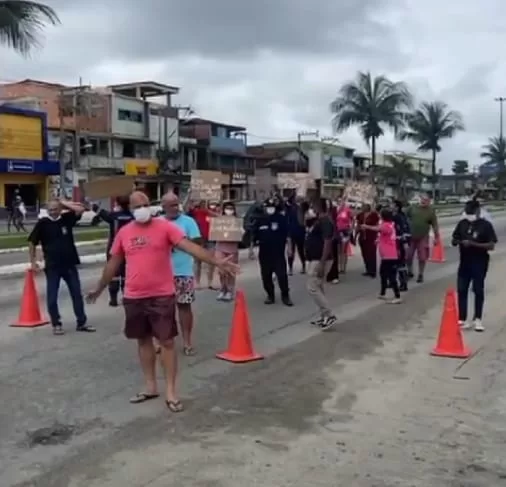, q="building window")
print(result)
[118,109,143,123]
